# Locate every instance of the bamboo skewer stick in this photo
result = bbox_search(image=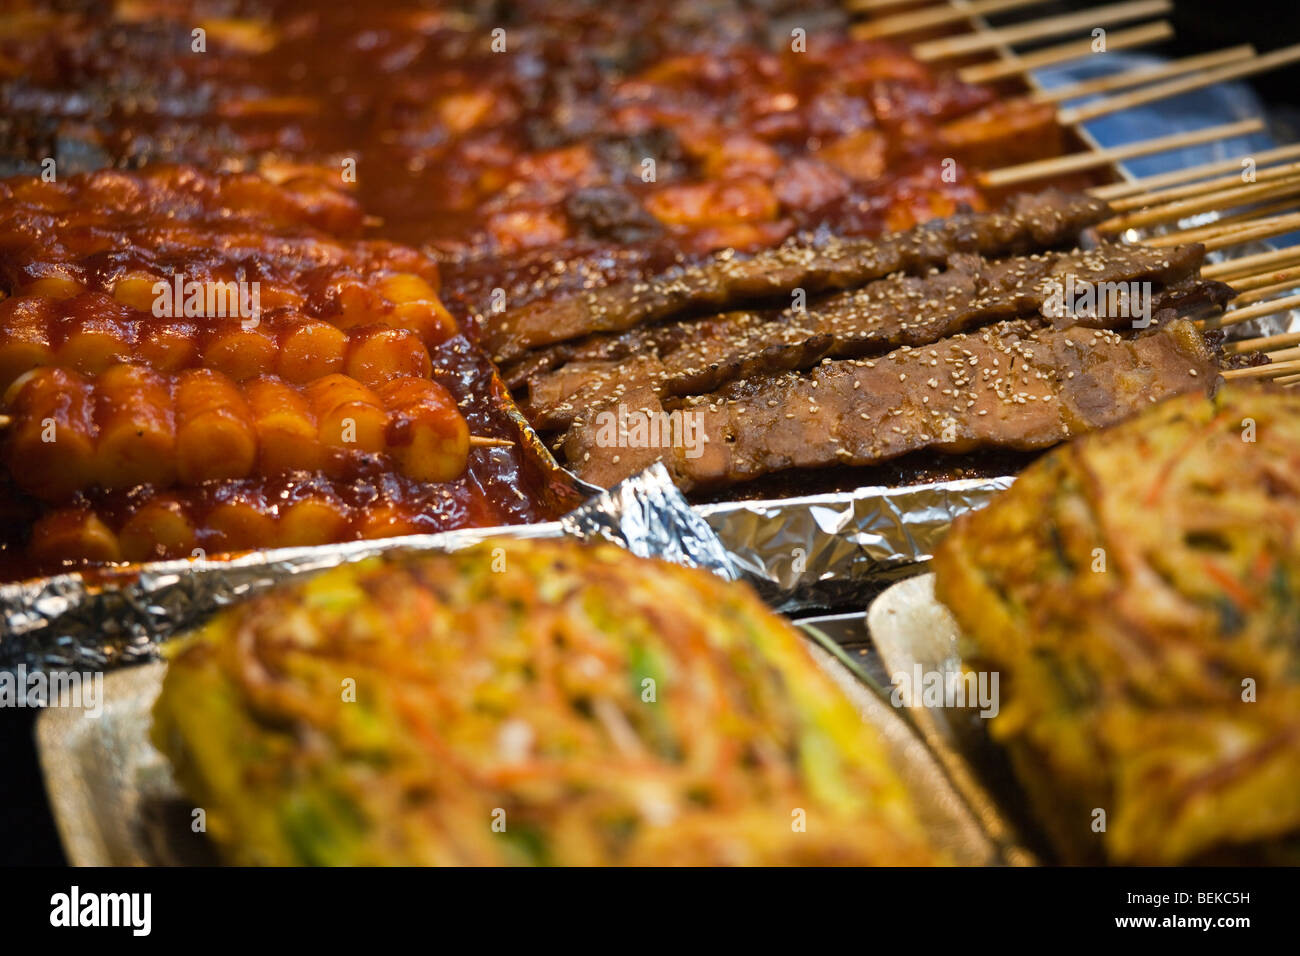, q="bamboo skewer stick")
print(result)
[1202,291,1300,330]
[1031,45,1255,103]
[1092,144,1300,201]
[979,119,1264,188]
[0,410,515,449]
[1226,329,1300,354]
[1097,175,1300,233]
[1059,43,1300,125]
[1206,198,1300,229]
[1257,345,1300,363]
[1107,159,1300,213]
[958,20,1173,83]
[1222,358,1300,380]
[1228,266,1300,294]
[1147,211,1300,250]
[1203,246,1300,280]
[1229,276,1300,308]
[845,0,930,12]
[1198,223,1300,253]
[852,0,1049,39]
[1227,329,1300,354]
[914,0,1172,61]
